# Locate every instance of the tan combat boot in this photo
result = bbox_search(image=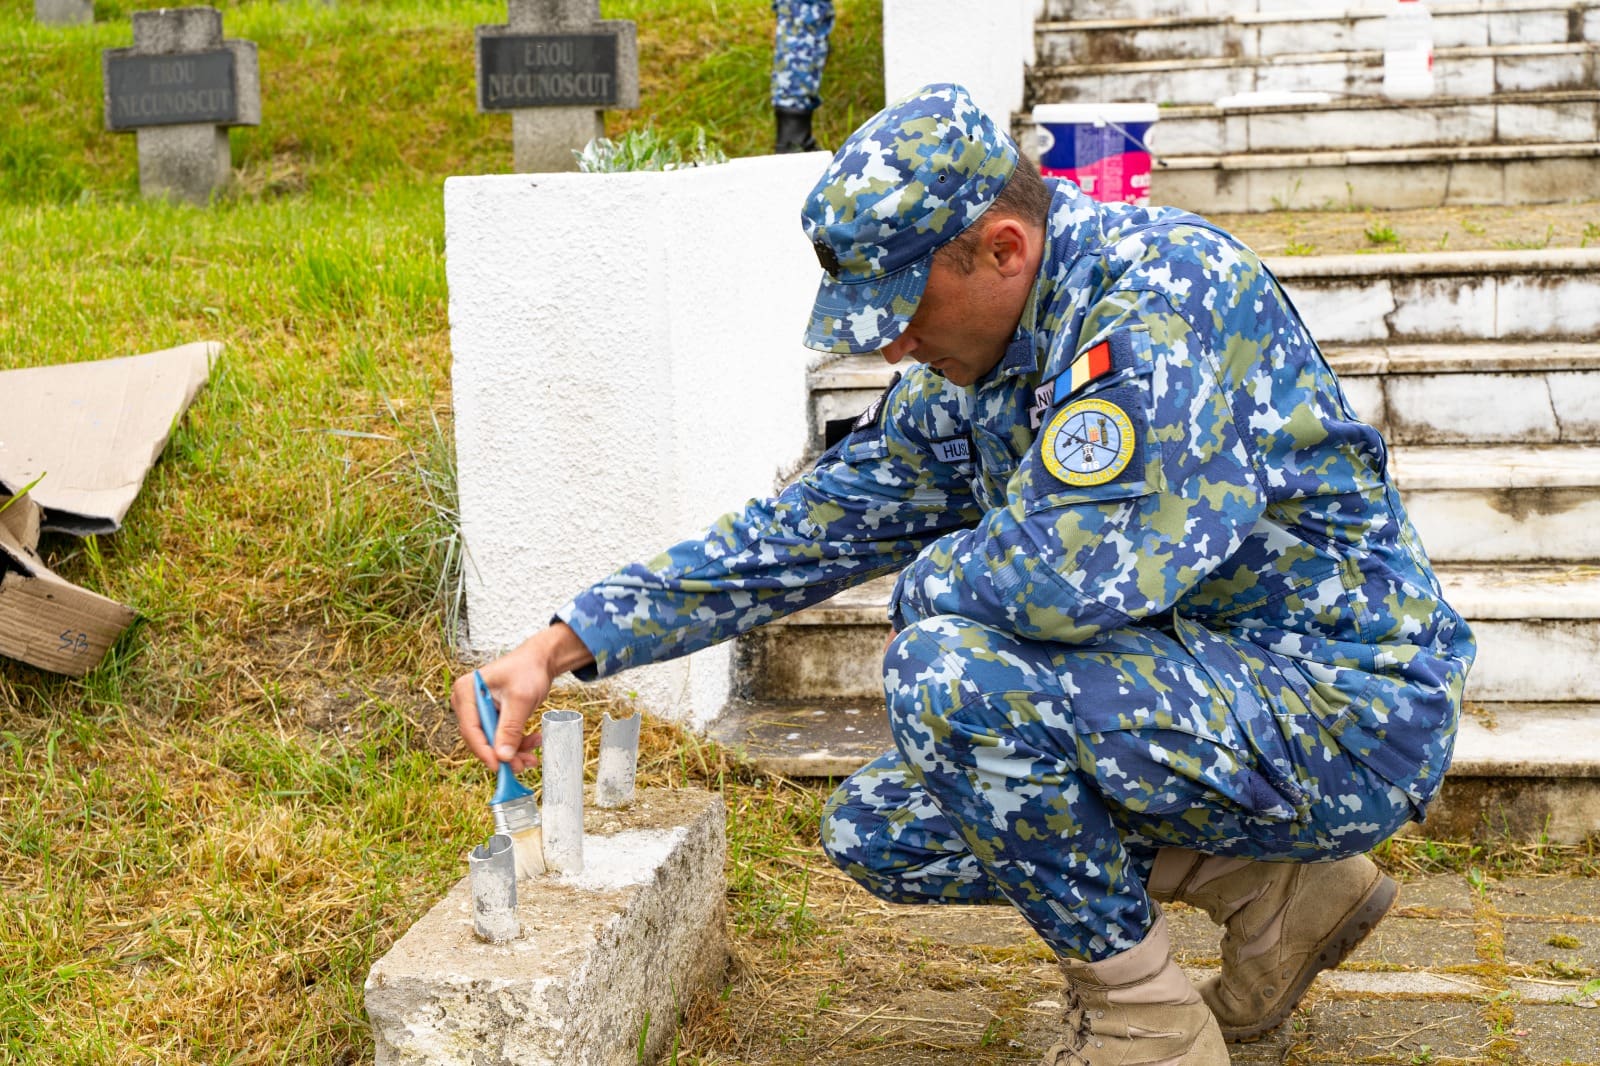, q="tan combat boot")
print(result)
[1043,910,1229,1066]
[1148,850,1397,1042]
